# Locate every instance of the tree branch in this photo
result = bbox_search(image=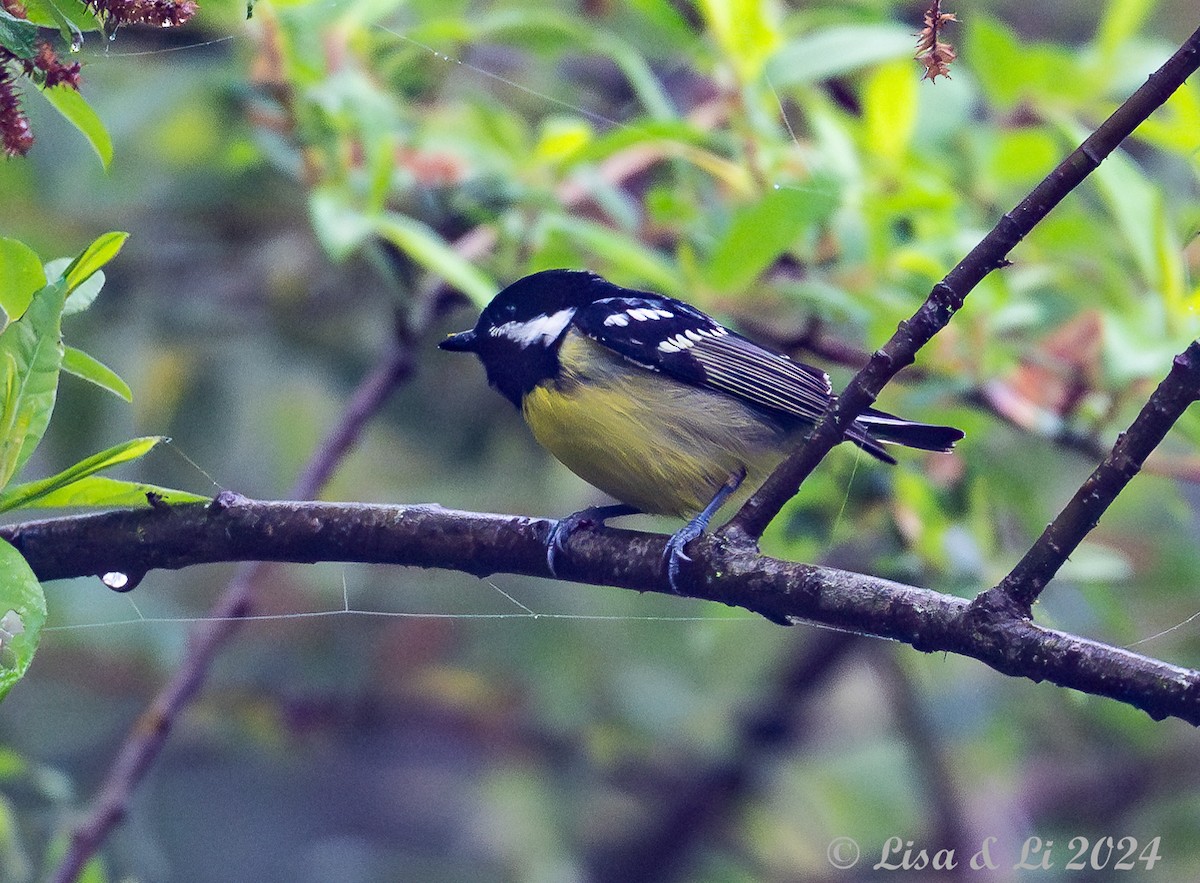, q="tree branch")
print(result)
[8,496,1200,725]
[753,318,1200,485]
[725,22,1200,541]
[979,341,1200,614]
[42,79,747,883]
